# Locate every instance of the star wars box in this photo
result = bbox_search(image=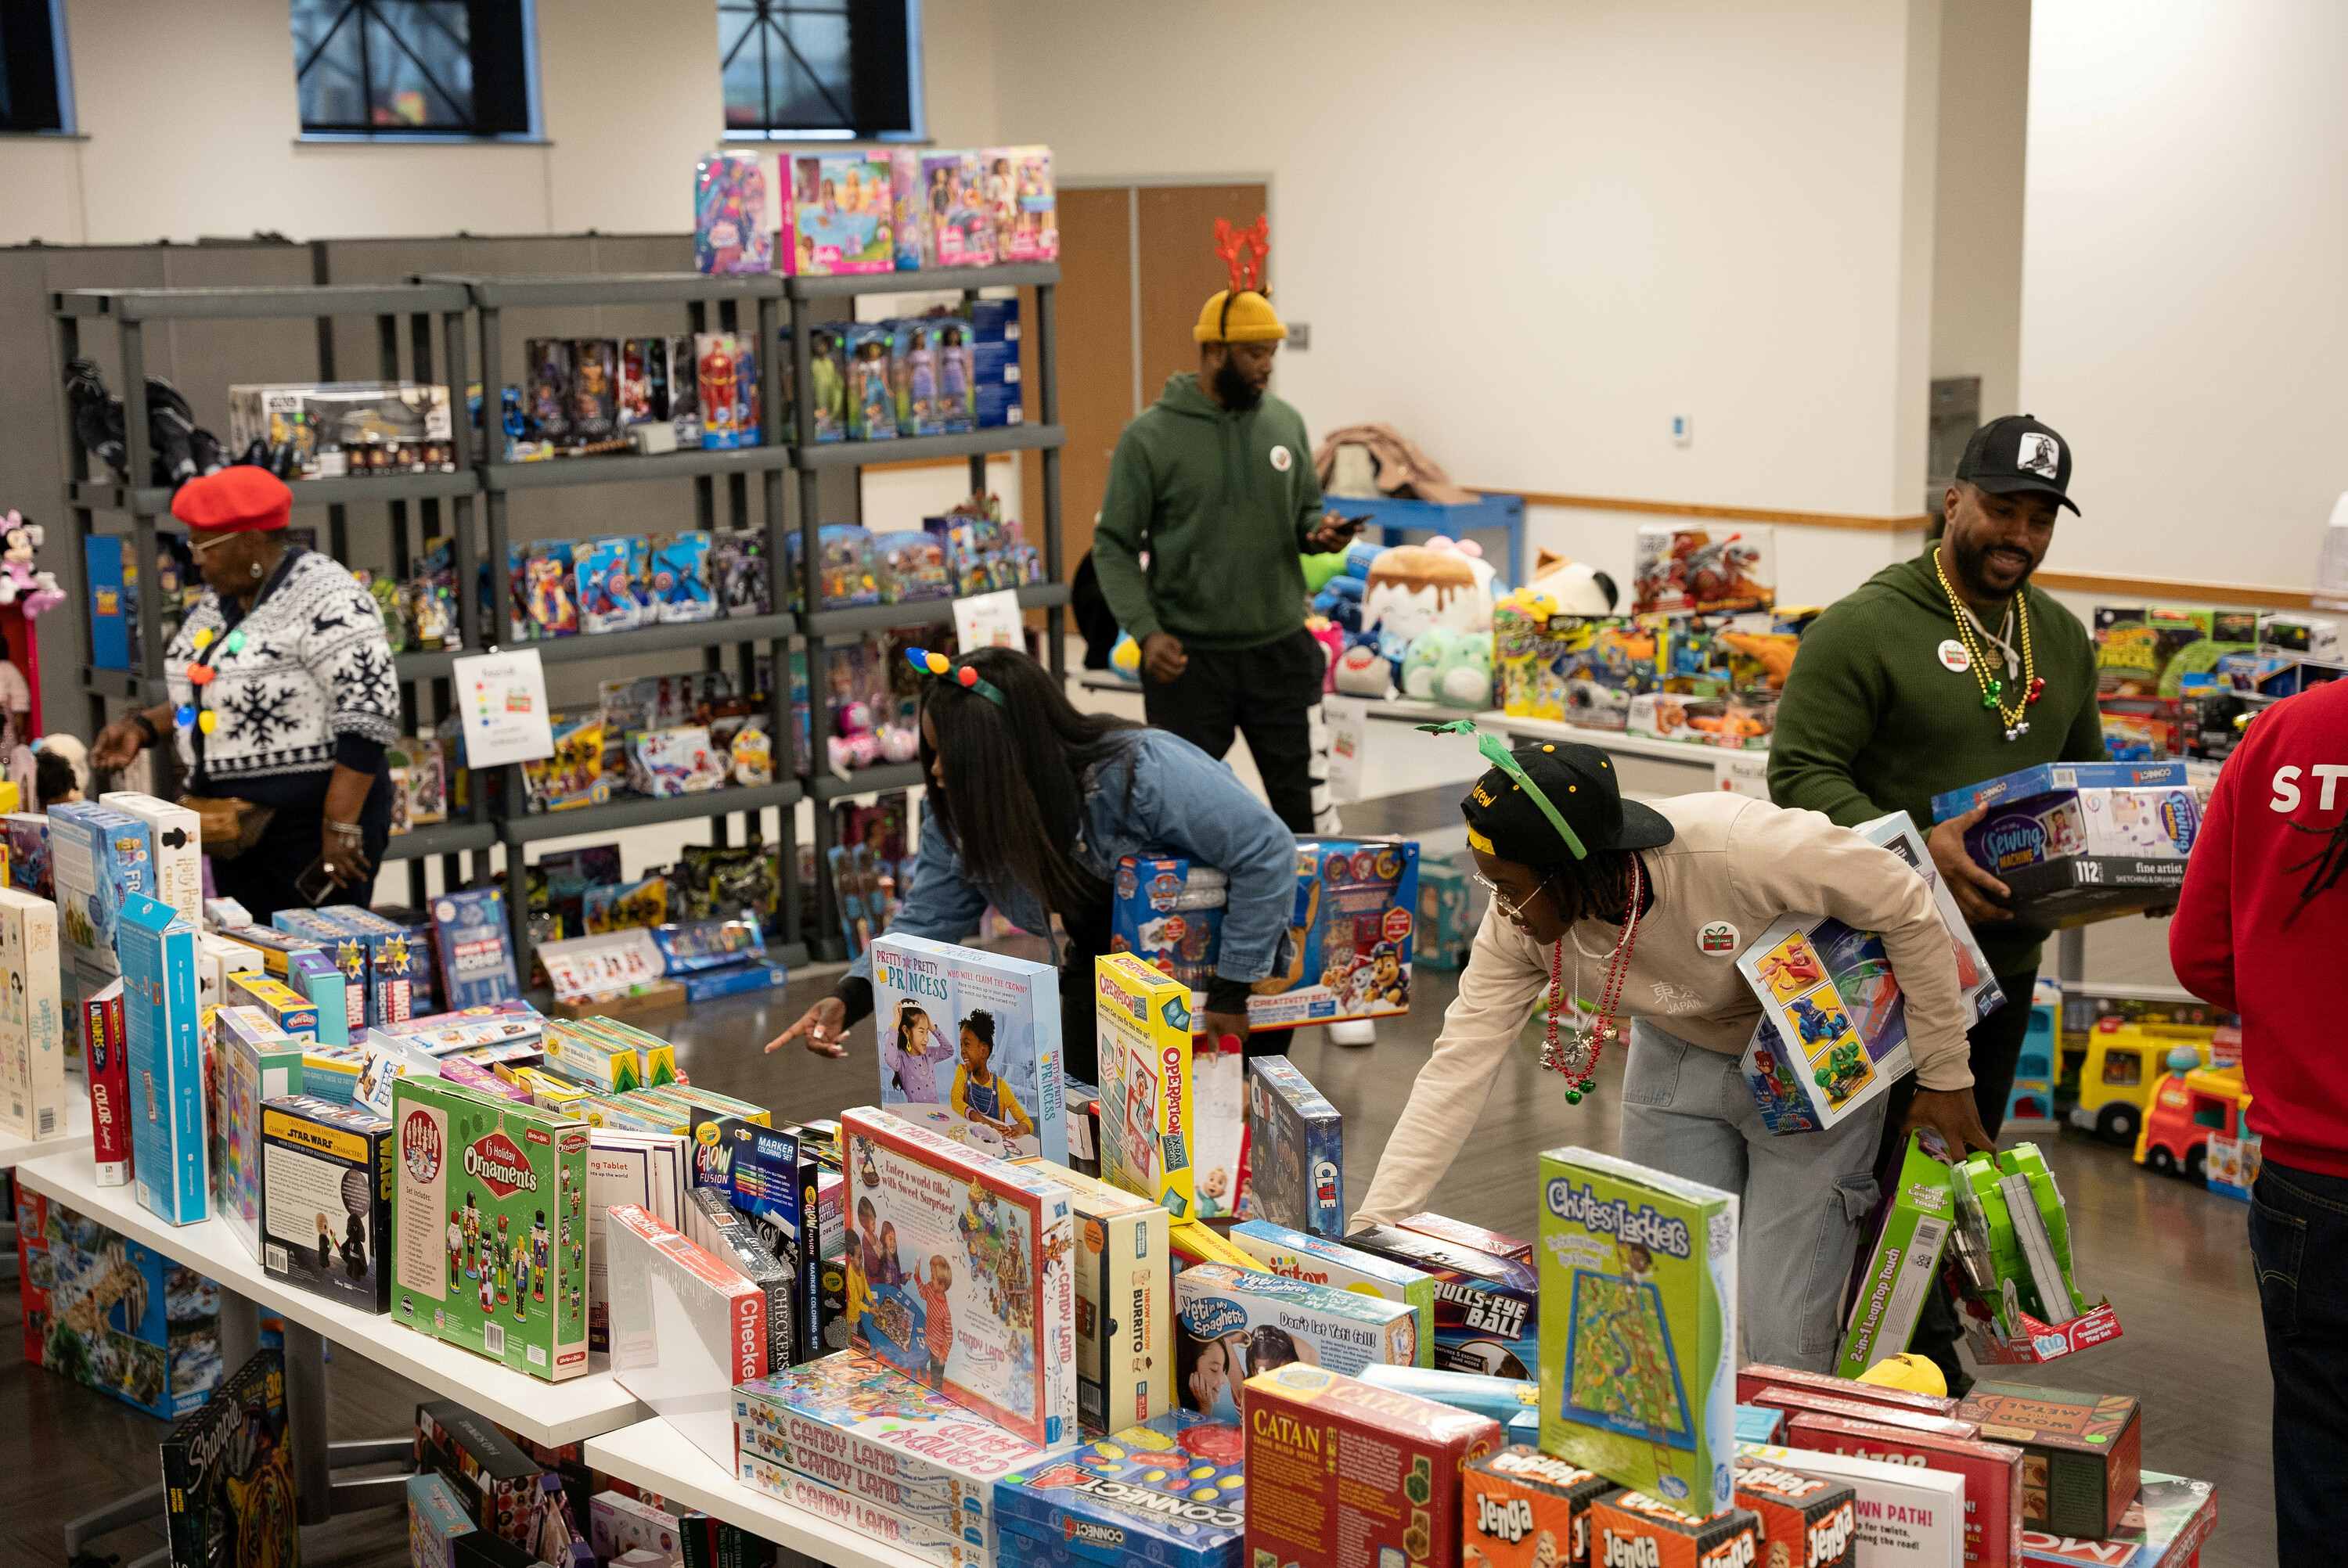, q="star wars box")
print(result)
[1588,1491,1762,1568]
[1460,1445,1617,1568]
[1399,1211,1535,1265]
[1537,1147,1738,1516]
[98,791,200,931]
[1227,1220,1434,1367]
[409,1470,481,1568]
[994,1409,1246,1568]
[605,1202,771,1469]
[1955,1383,2141,1541]
[391,1076,592,1381]
[1093,952,1196,1219]
[1243,1055,1344,1235]
[1788,1412,2024,1568]
[1738,1441,1963,1568]
[1173,1261,1420,1408]
[1835,1133,1958,1379]
[84,978,131,1185]
[1014,1157,1172,1432]
[121,894,208,1225]
[214,1006,304,1259]
[1345,1223,1539,1381]
[1734,1454,1857,1568]
[0,883,65,1143]
[160,1347,297,1568]
[261,1093,394,1312]
[1244,1362,1502,1568]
